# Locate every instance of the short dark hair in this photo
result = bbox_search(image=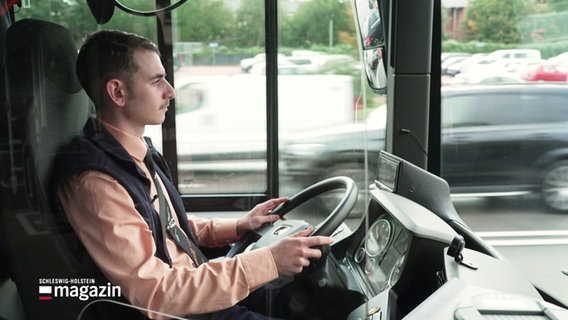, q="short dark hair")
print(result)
[76,29,160,107]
